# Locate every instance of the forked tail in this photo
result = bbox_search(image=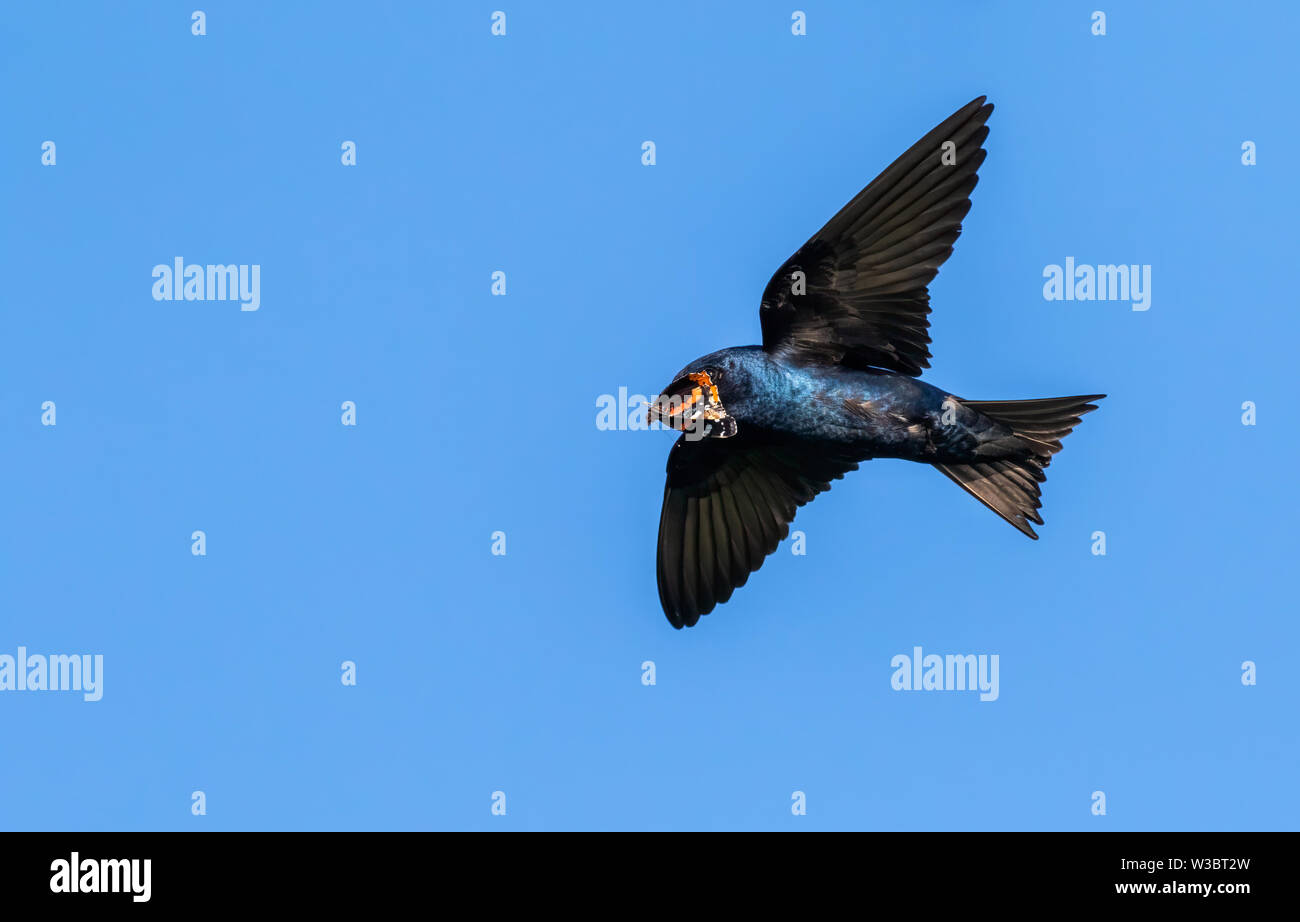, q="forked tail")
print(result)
[934,395,1105,539]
